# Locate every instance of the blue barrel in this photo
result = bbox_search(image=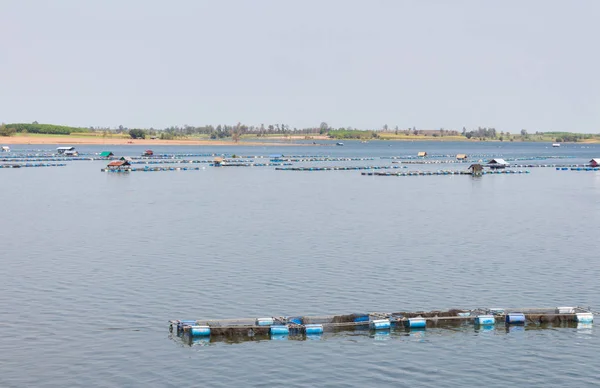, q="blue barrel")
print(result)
[305,324,324,334]
[404,318,426,328]
[353,315,370,323]
[270,325,289,335]
[370,319,391,330]
[288,317,303,325]
[190,325,211,336]
[474,315,496,325]
[576,313,594,323]
[256,317,274,326]
[505,313,526,325]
